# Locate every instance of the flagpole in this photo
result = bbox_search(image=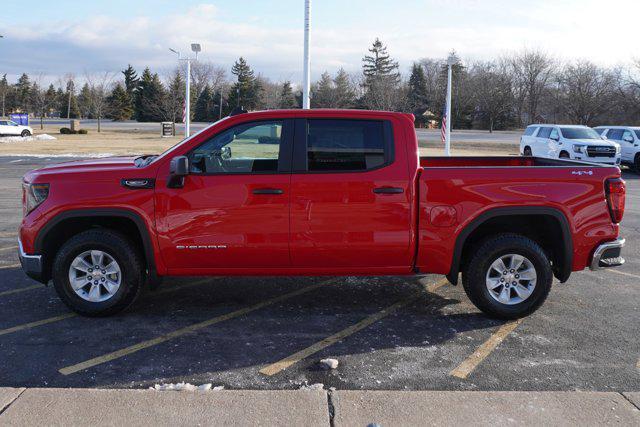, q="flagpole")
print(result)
[302,0,311,109]
[445,51,458,156]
